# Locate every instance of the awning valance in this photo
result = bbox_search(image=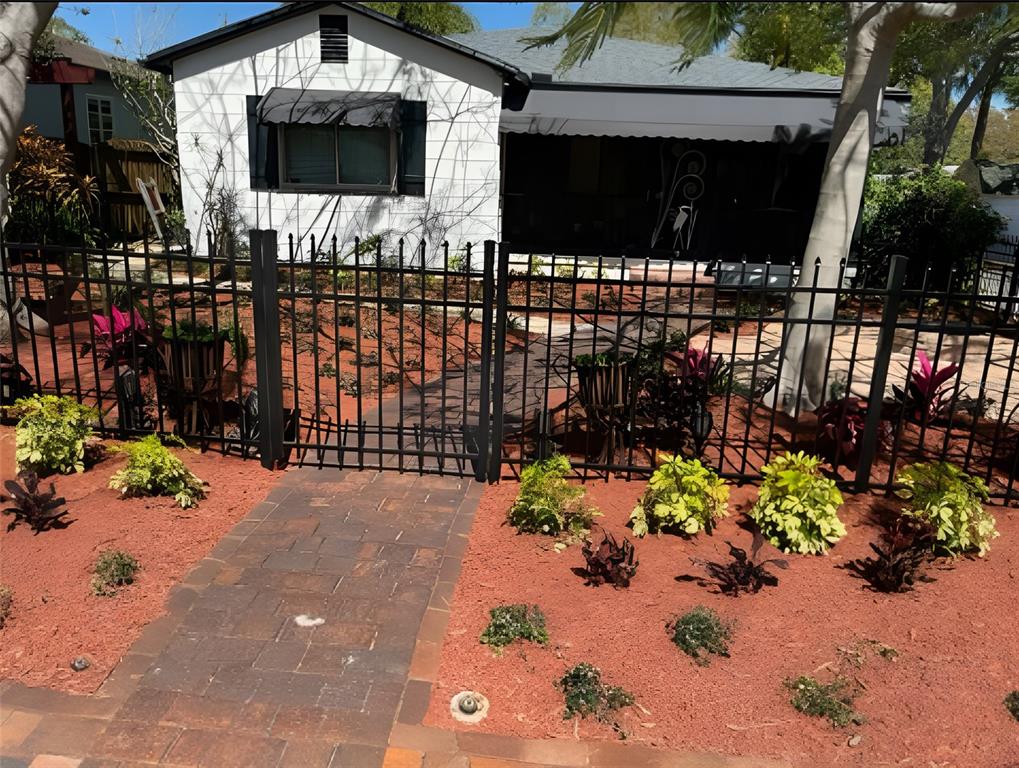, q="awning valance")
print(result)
[257,88,400,127]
